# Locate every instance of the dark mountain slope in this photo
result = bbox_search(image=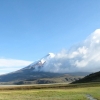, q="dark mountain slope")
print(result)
[0,72,83,85]
[72,71,100,83]
[0,70,63,82]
